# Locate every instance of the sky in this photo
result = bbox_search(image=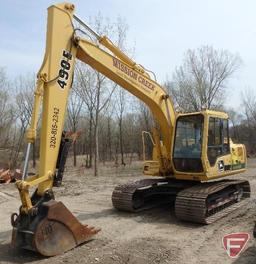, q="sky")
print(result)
[0,0,255,110]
